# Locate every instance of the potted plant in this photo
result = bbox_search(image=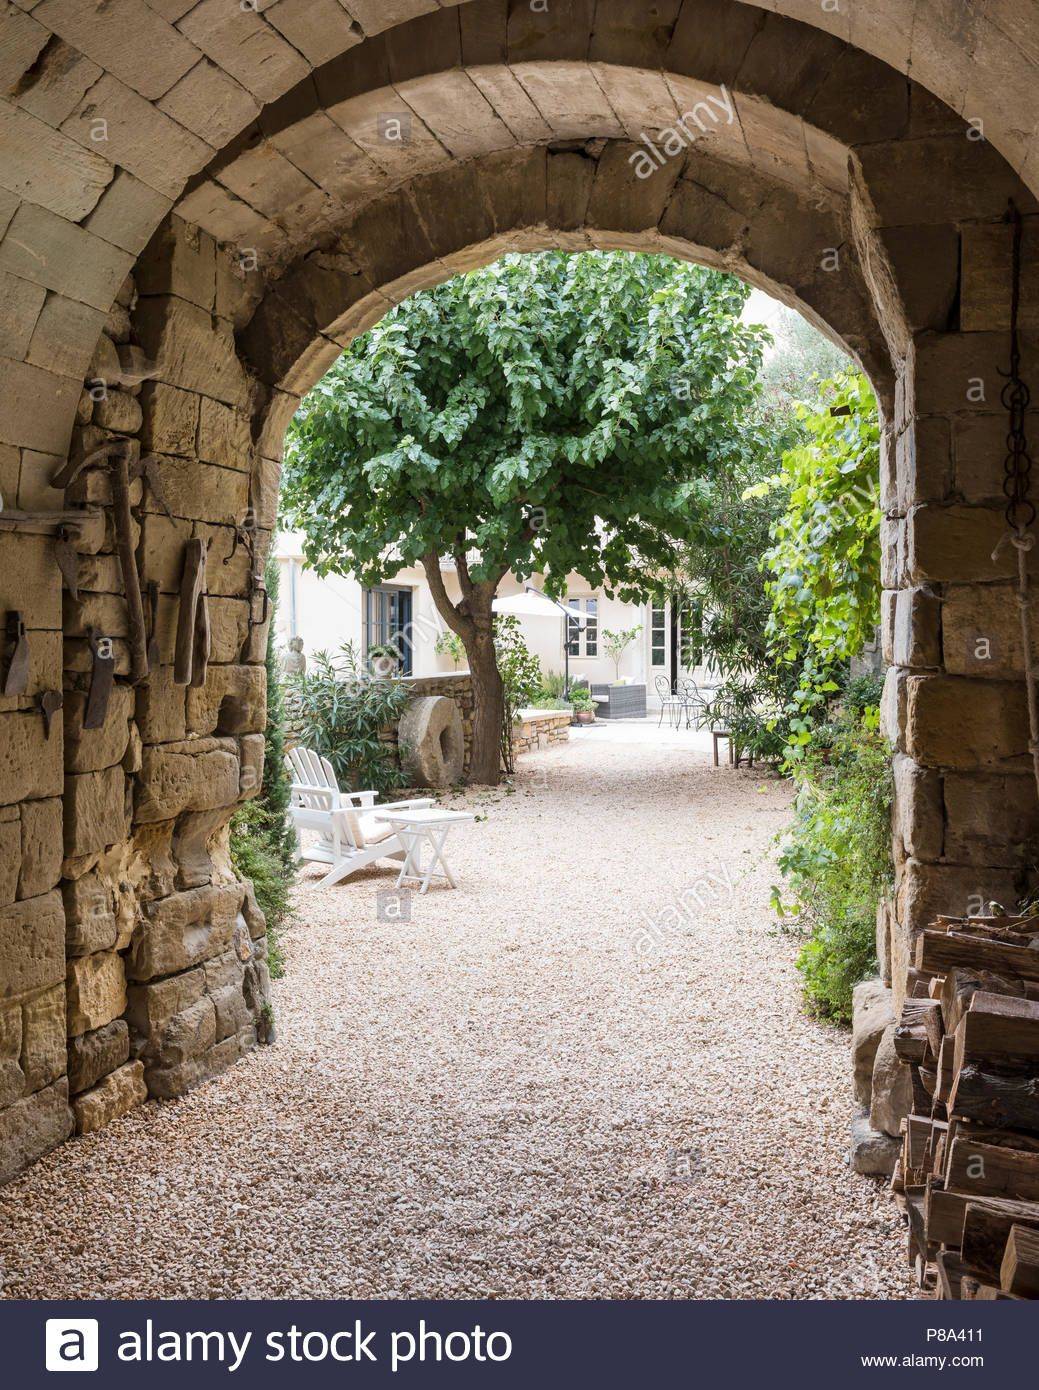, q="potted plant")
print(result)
[367,643,400,678]
[602,624,642,683]
[570,688,597,724]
